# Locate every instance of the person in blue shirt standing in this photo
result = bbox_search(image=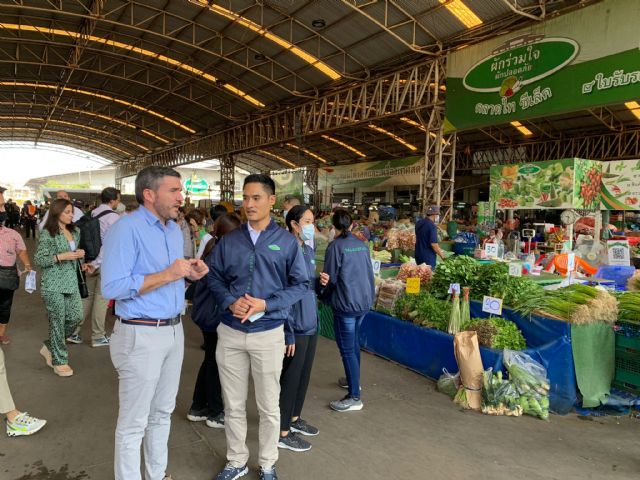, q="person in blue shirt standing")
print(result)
[277,205,329,453]
[101,166,209,480]
[415,205,446,269]
[322,209,375,412]
[207,174,309,480]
